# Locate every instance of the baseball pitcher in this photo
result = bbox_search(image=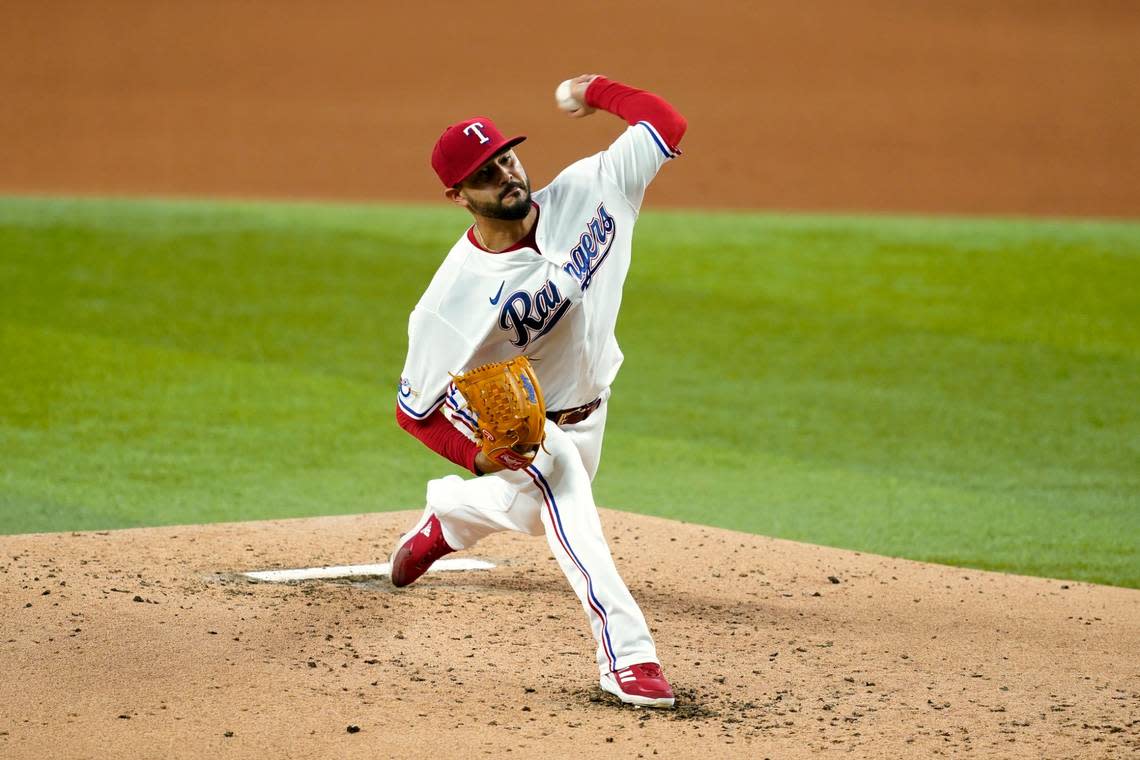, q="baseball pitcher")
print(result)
[392,74,687,708]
